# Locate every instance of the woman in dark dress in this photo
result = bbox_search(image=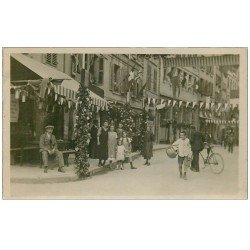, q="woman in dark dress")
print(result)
[97,121,109,166]
[89,119,99,159]
[142,125,154,166]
